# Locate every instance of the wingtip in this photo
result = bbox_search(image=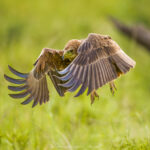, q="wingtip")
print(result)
[8,91,29,99]
[8,65,12,69]
[74,92,81,97]
[7,65,28,78]
[132,60,136,68]
[21,96,33,105]
[4,74,7,80]
[57,66,70,75]
[32,100,38,108]
[8,93,16,99]
[52,73,72,81]
[4,74,26,84]
[4,74,11,82]
[52,74,61,80]
[8,85,27,92]
[32,103,37,108]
